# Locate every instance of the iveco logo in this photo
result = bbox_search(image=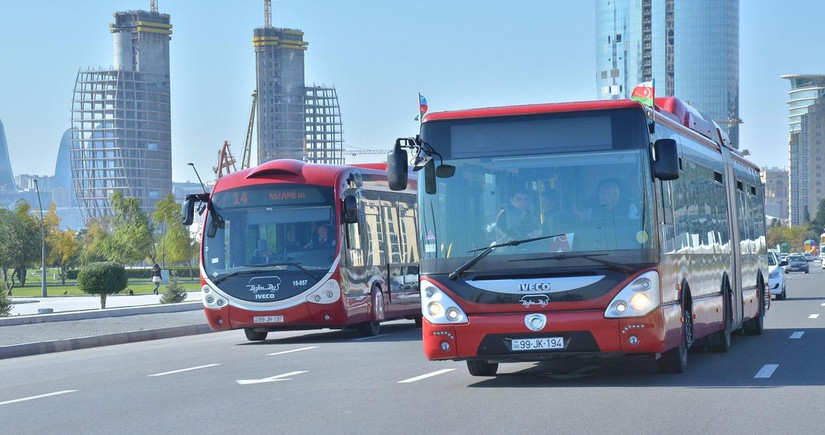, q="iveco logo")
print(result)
[519,283,552,292]
[255,294,276,300]
[247,276,282,294]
